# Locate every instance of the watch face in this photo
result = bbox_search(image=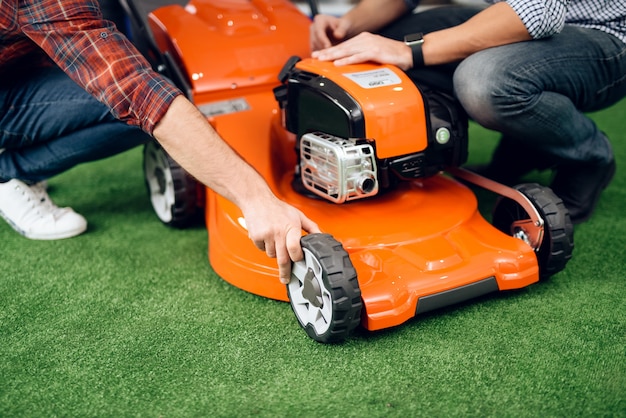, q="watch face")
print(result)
[405,32,424,44]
